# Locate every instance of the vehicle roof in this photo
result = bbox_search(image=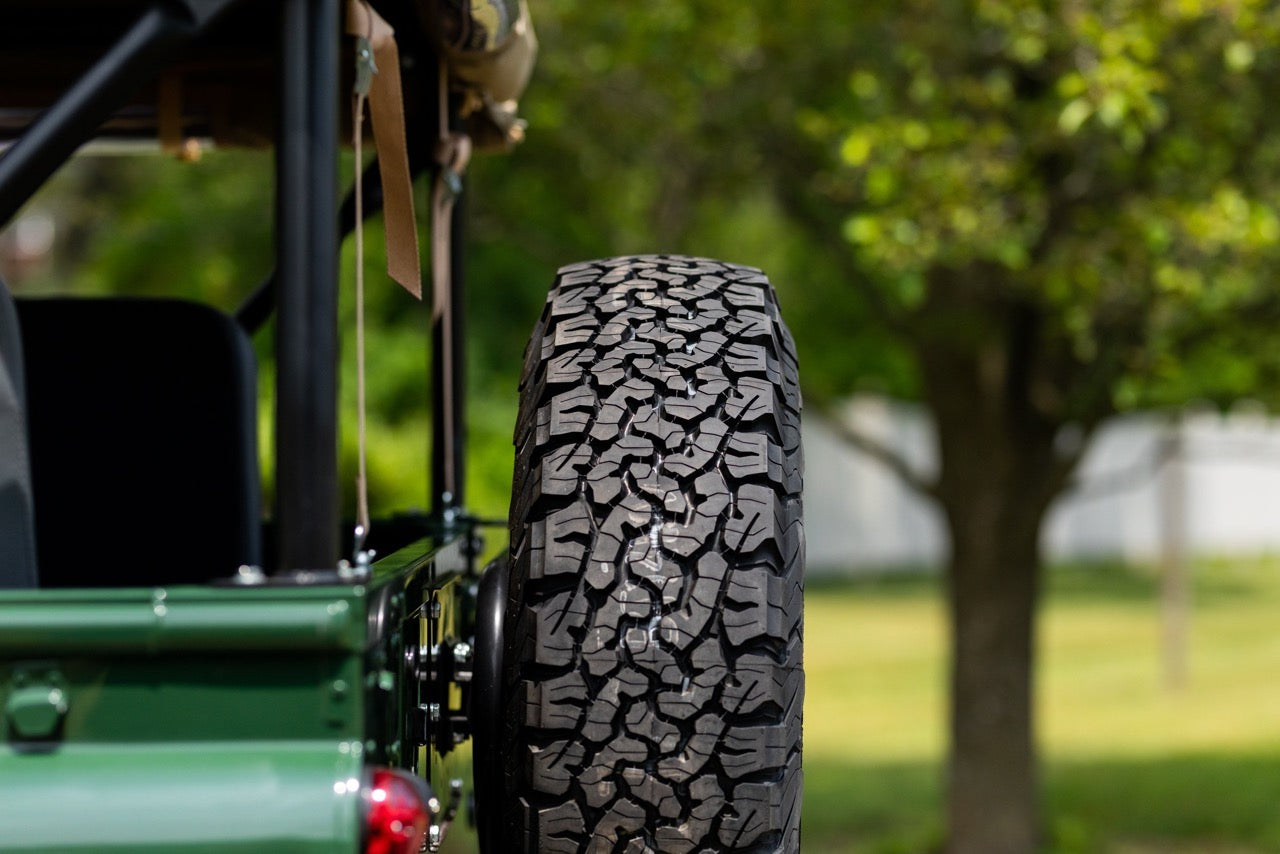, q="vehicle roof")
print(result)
[0,0,432,145]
